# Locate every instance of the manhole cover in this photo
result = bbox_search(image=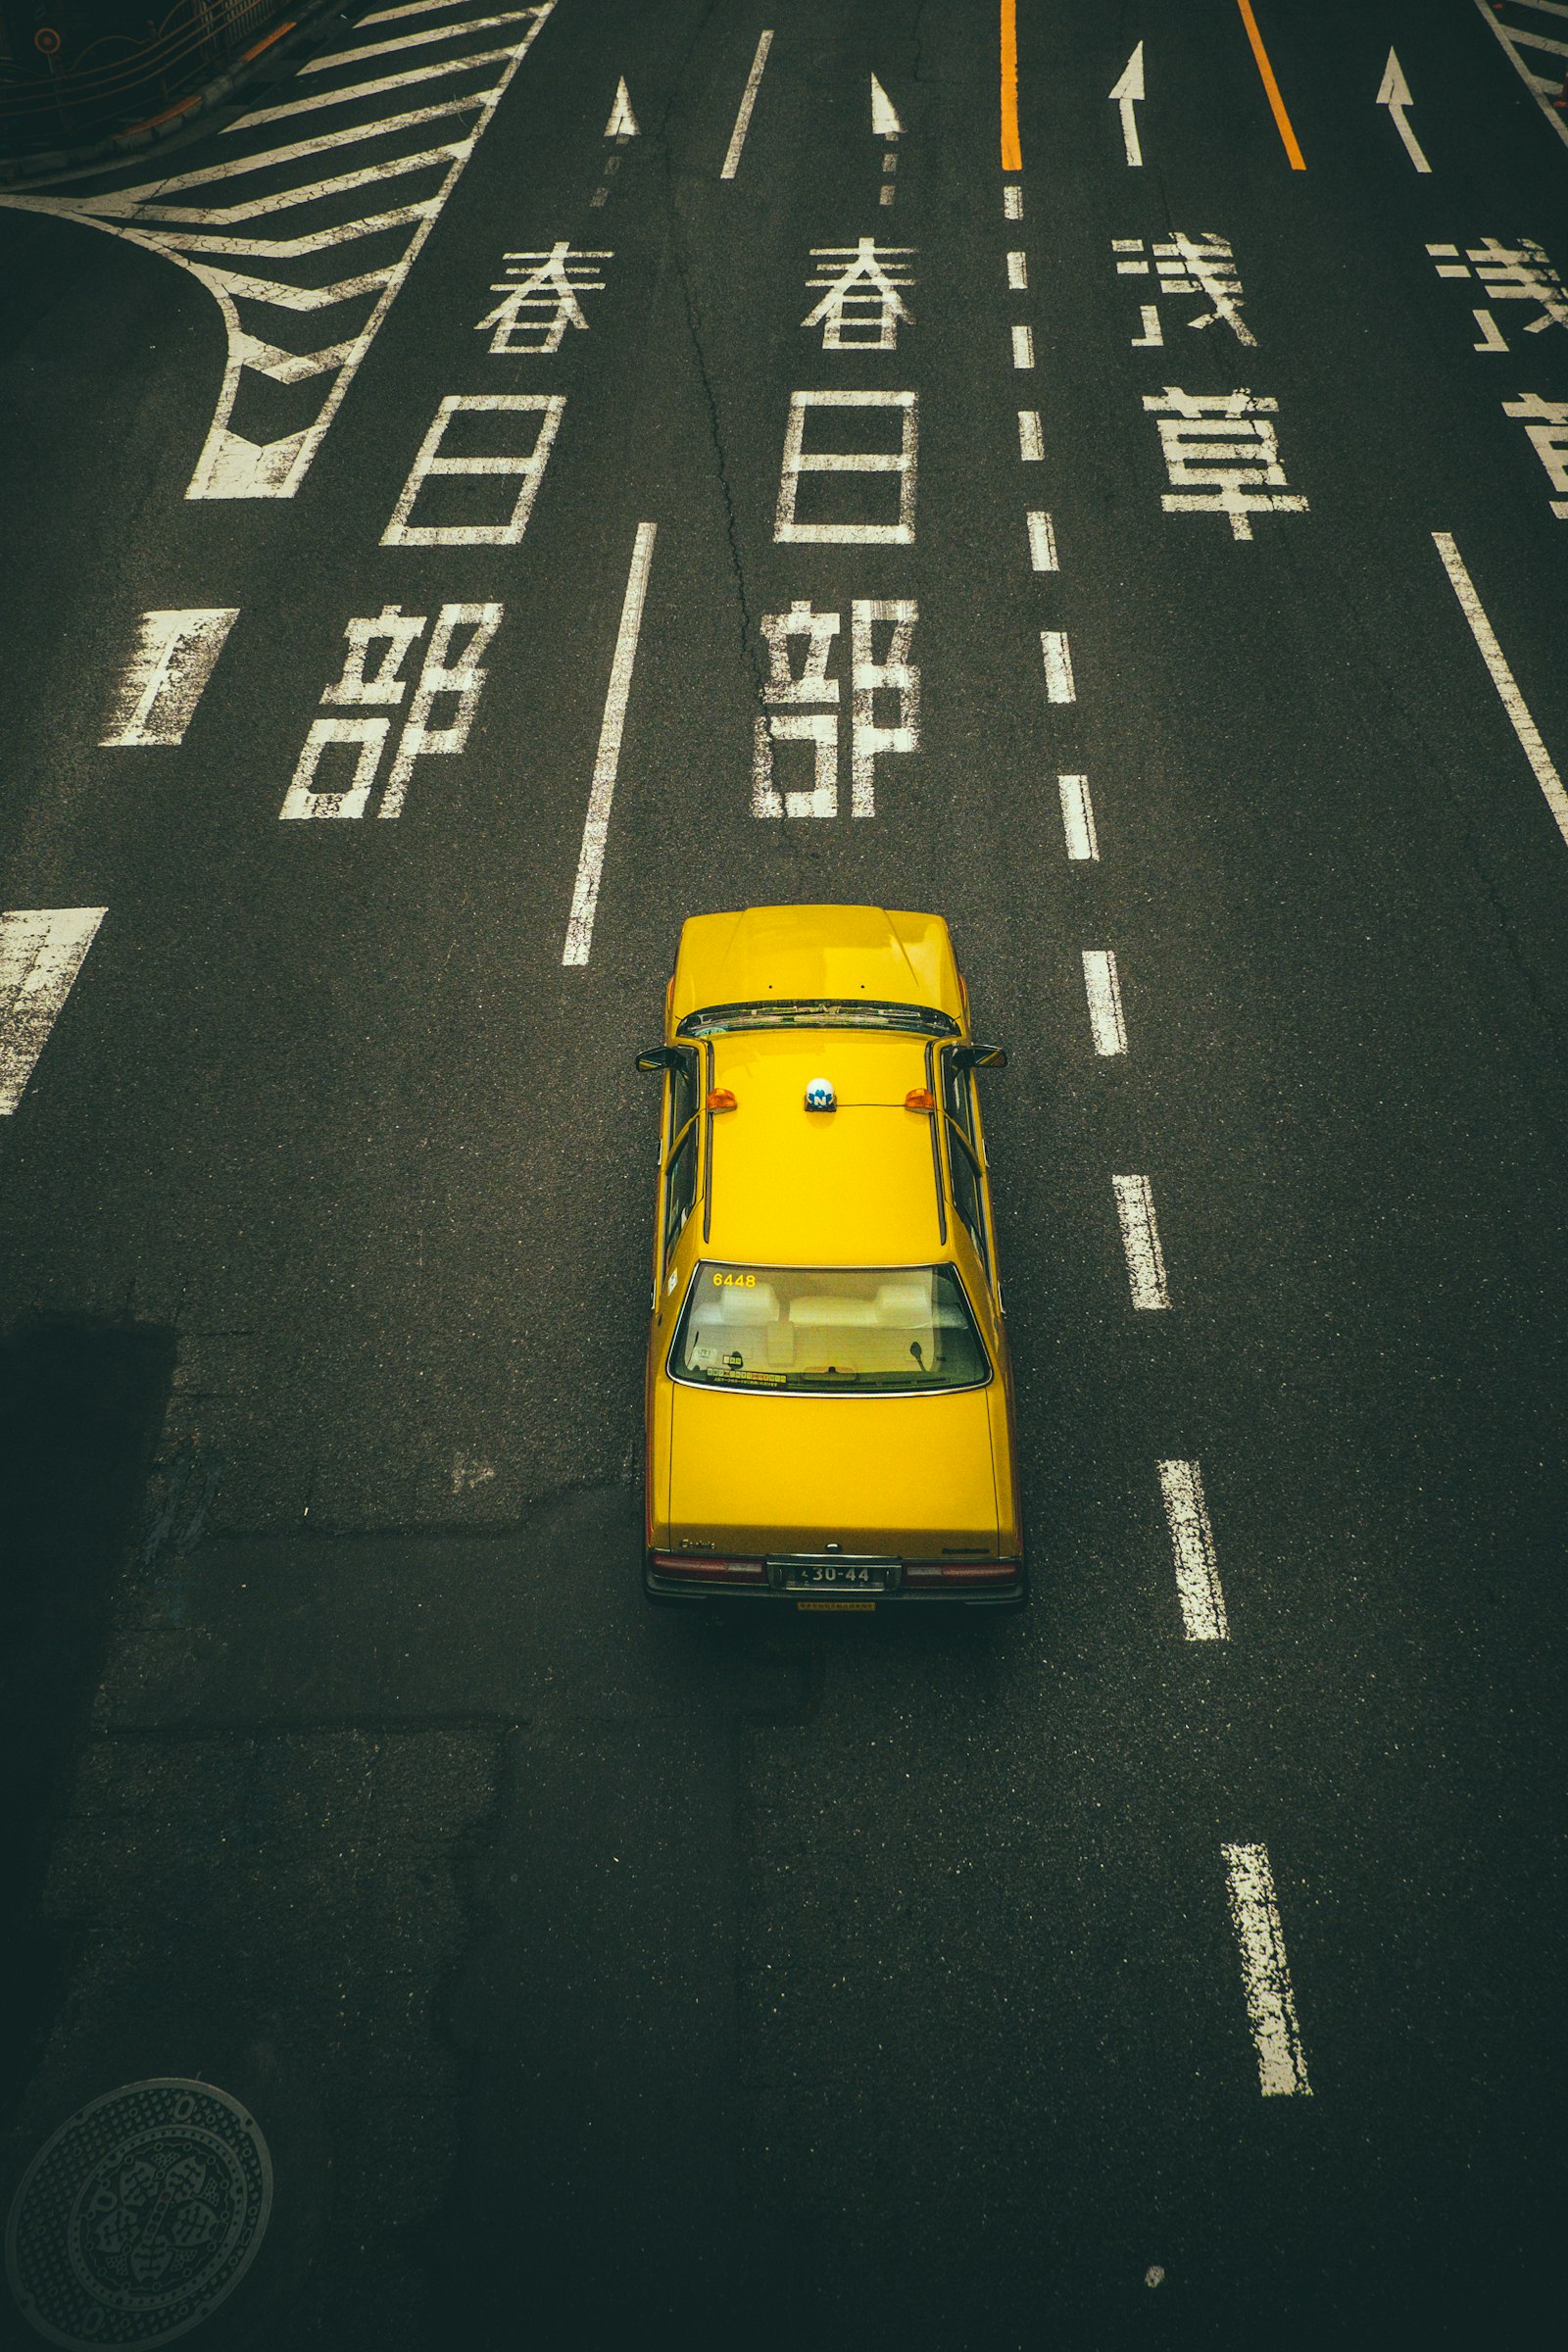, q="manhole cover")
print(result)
[6,2080,272,2349]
